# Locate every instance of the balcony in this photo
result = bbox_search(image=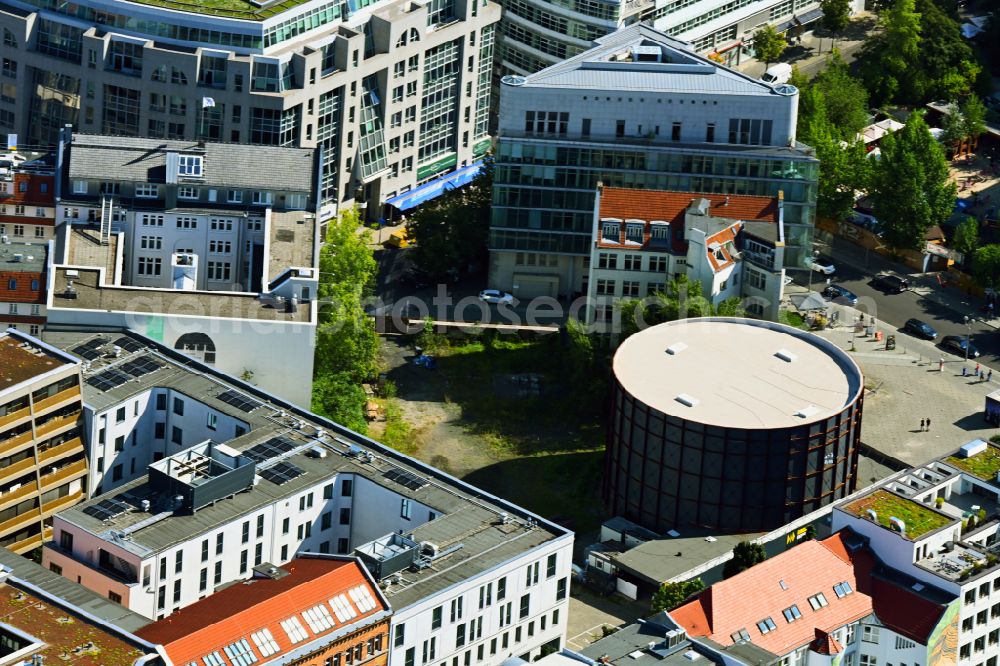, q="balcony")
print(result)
[0,456,37,484]
[743,249,777,271]
[0,507,40,539]
[41,491,84,517]
[0,430,35,457]
[32,387,81,416]
[34,413,81,440]
[0,406,30,430]
[0,482,38,511]
[39,459,87,492]
[9,532,43,554]
[38,437,84,466]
